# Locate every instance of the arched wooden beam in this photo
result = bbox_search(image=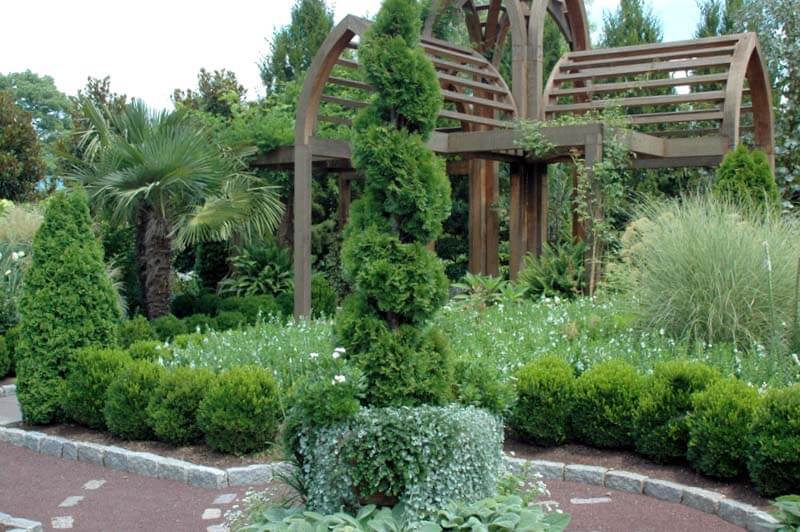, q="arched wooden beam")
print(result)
[563,0,590,51]
[424,0,529,116]
[294,15,368,317]
[721,33,774,169]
